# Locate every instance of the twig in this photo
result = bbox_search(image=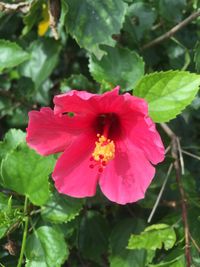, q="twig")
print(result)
[161,123,191,267]
[17,197,29,267]
[142,10,200,50]
[177,138,185,175]
[165,144,171,154]
[189,232,200,253]
[182,149,200,161]
[0,1,31,13]
[148,163,173,223]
